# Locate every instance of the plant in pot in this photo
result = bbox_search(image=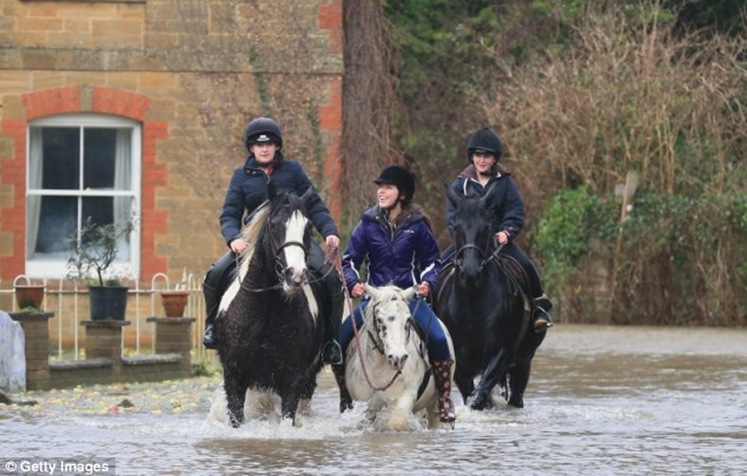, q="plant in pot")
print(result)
[13,275,46,312]
[67,217,134,321]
